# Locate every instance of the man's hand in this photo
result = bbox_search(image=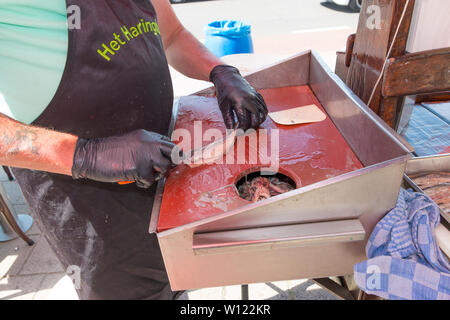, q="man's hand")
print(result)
[210,65,268,130]
[72,130,176,188]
